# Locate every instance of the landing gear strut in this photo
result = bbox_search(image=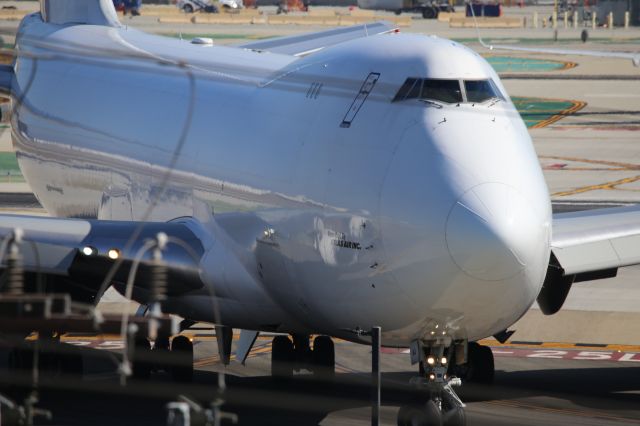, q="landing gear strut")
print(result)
[399,342,466,426]
[271,334,335,379]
